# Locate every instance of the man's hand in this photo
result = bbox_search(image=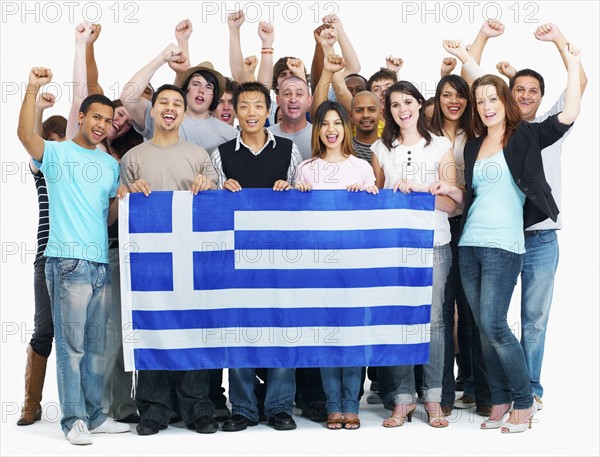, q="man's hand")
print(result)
[227,10,245,30]
[313,23,331,43]
[386,55,404,73]
[323,54,346,74]
[496,61,517,79]
[442,39,471,62]
[286,58,306,80]
[244,55,258,80]
[116,184,129,200]
[318,27,338,49]
[323,14,344,33]
[533,22,563,43]
[175,19,193,41]
[190,174,215,194]
[129,179,152,196]
[28,67,53,89]
[36,92,55,111]
[88,23,102,44]
[258,21,274,47]
[224,178,242,192]
[75,21,93,43]
[480,19,505,38]
[441,57,457,77]
[273,180,292,191]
